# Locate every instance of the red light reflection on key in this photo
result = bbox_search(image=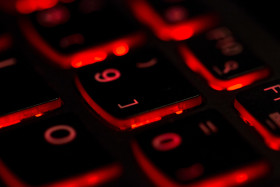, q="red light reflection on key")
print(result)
[0,98,62,129]
[128,0,219,41]
[72,51,108,68]
[0,160,121,187]
[113,42,130,56]
[16,0,59,14]
[75,76,202,130]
